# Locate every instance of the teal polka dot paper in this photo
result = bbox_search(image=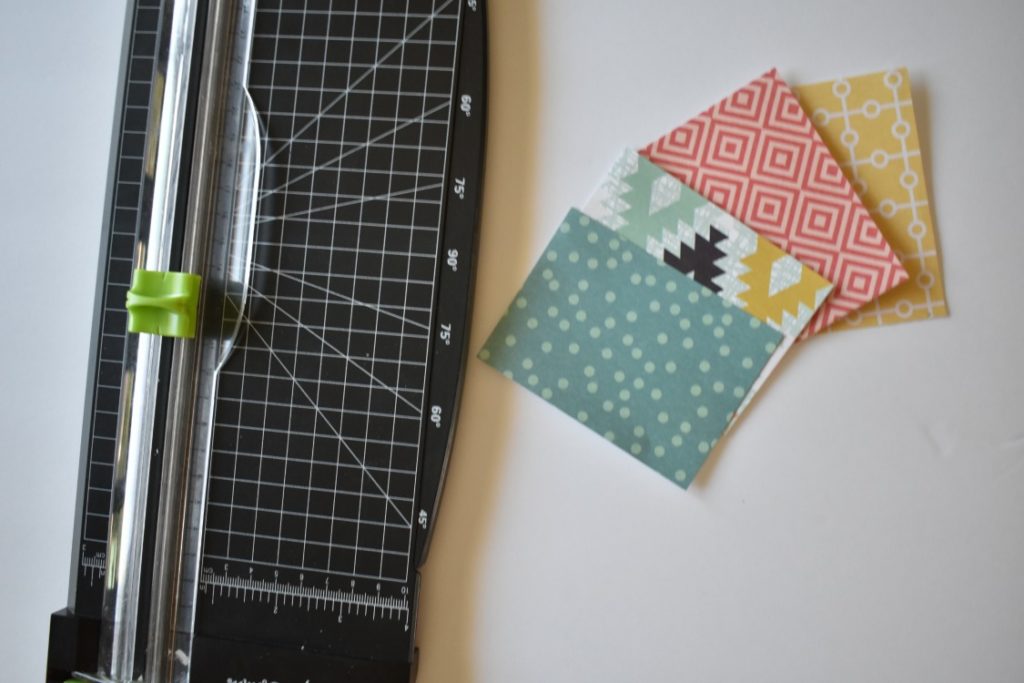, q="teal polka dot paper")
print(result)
[478,209,783,488]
